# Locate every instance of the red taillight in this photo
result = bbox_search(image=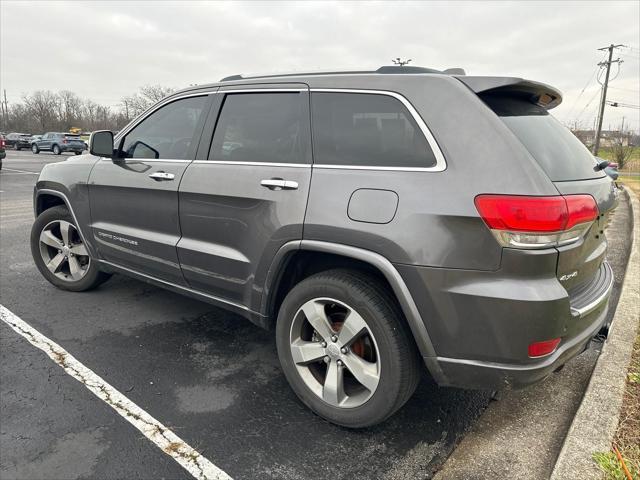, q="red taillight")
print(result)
[63,139,68,144]
[565,195,599,230]
[528,338,561,358]
[608,162,618,169]
[475,194,598,248]
[474,195,568,232]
